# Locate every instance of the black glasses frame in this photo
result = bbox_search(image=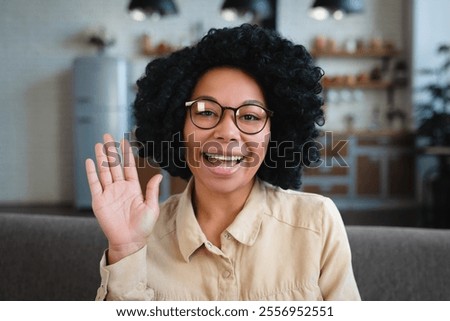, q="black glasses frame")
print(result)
[185,98,273,135]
